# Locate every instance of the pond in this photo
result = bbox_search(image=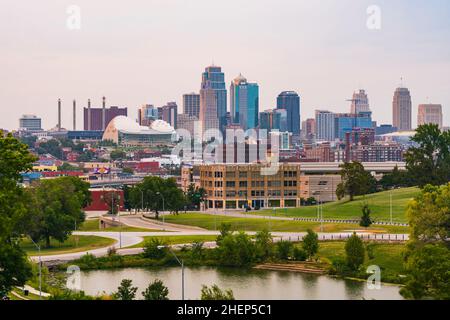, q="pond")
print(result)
[74,266,403,300]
